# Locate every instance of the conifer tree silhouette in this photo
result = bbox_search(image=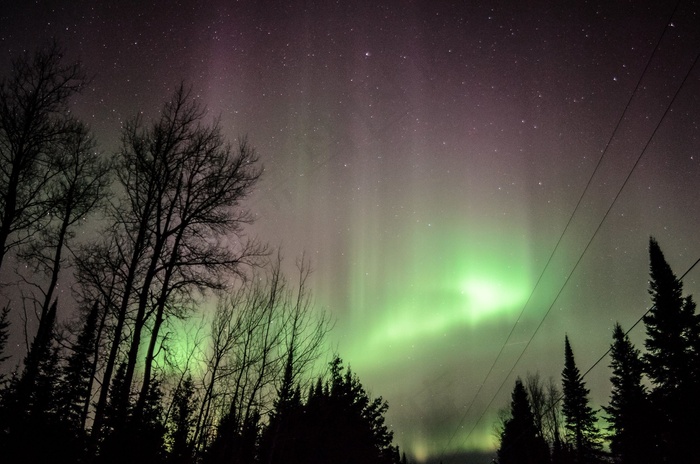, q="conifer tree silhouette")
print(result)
[59,301,100,433]
[0,306,10,377]
[0,300,67,463]
[259,356,399,464]
[170,375,197,464]
[561,336,602,463]
[497,378,550,464]
[642,237,700,462]
[604,323,655,464]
